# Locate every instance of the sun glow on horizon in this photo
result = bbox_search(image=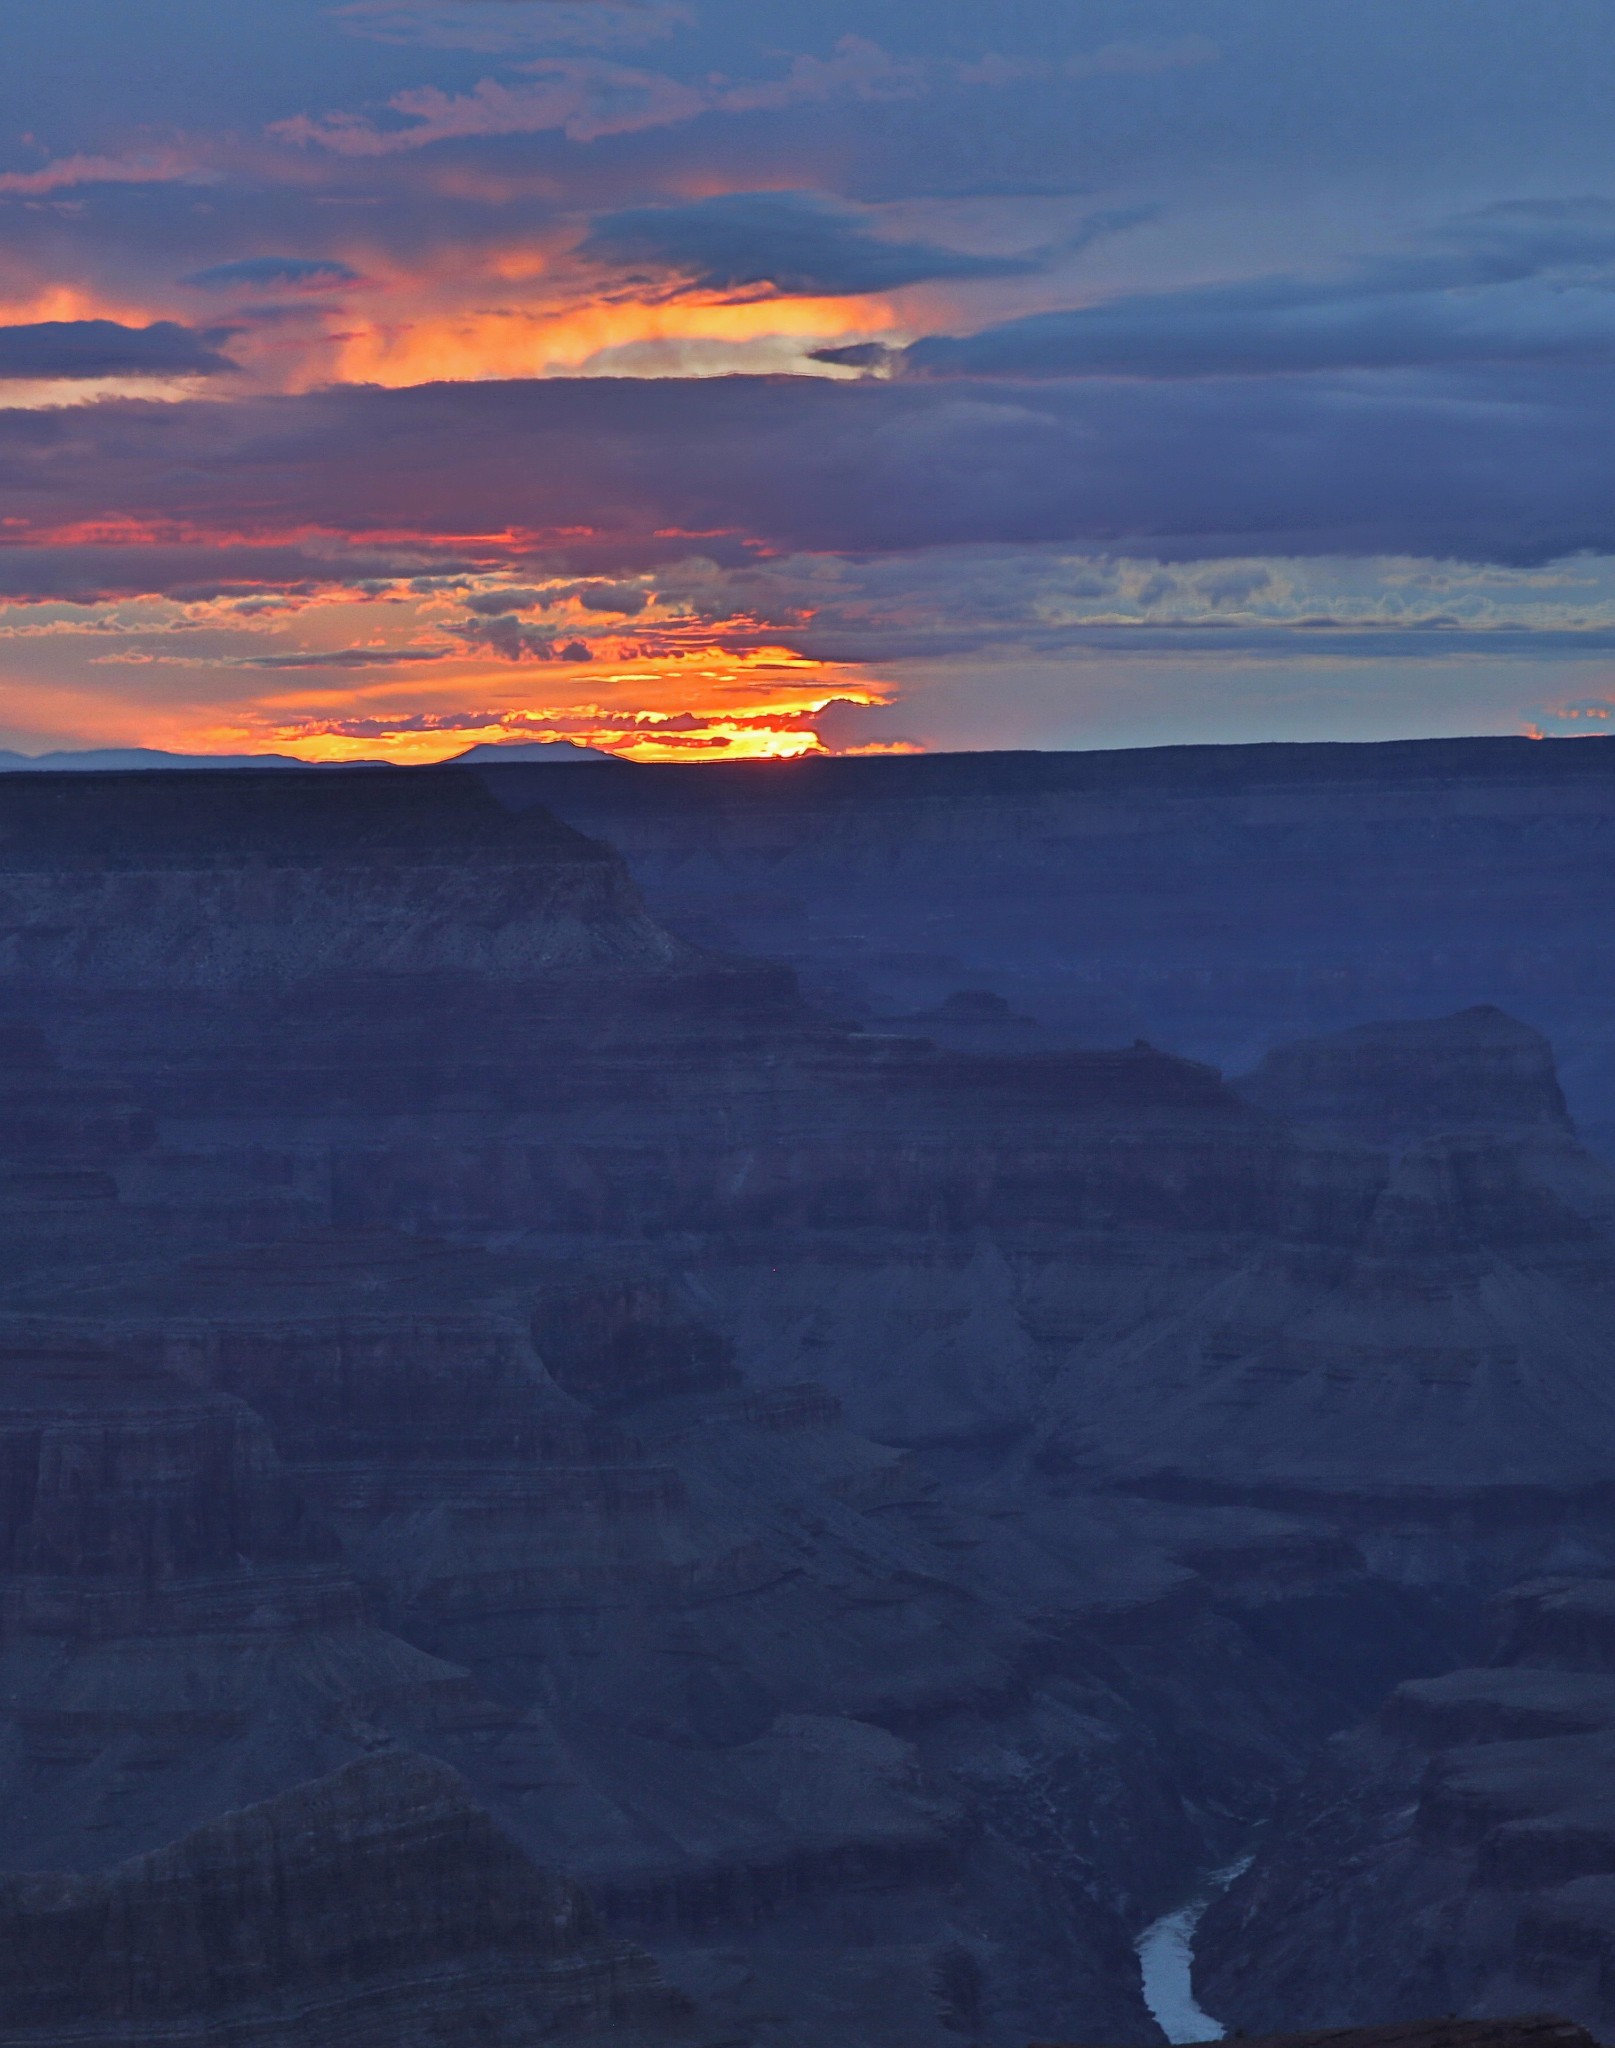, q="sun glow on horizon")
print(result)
[53,641,906,765]
[273,720,831,764]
